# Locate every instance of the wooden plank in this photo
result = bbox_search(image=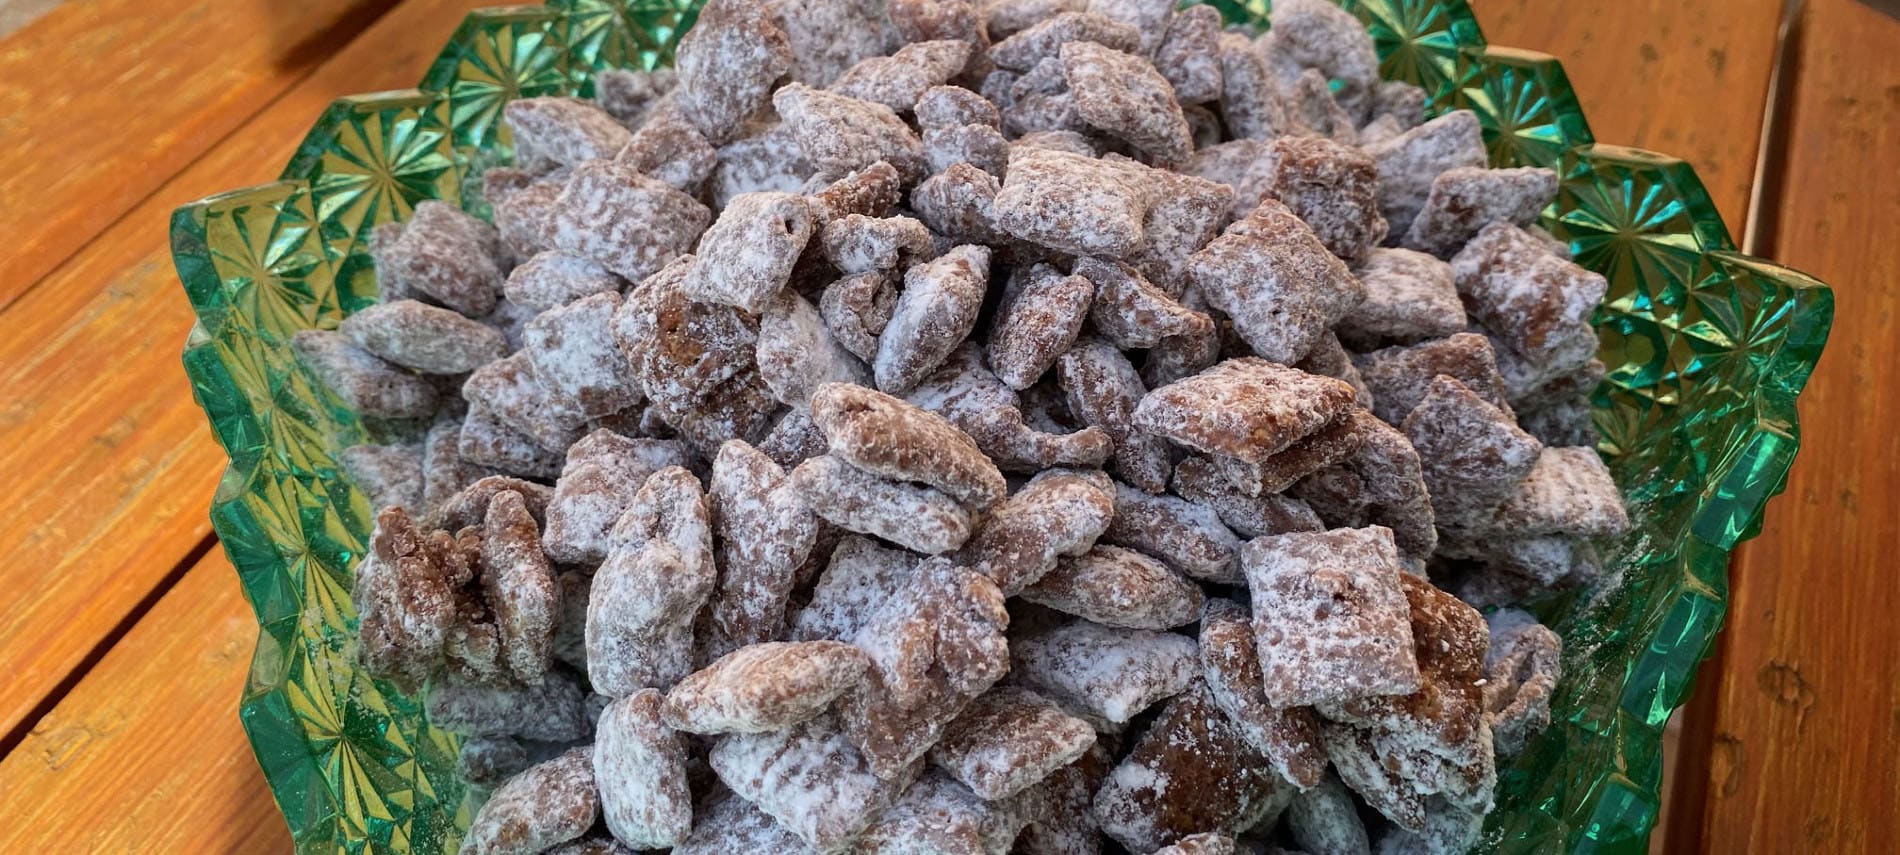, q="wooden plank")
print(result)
[0,0,499,744]
[0,546,293,852]
[0,0,401,311]
[1476,0,1783,228]
[1703,0,1900,849]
